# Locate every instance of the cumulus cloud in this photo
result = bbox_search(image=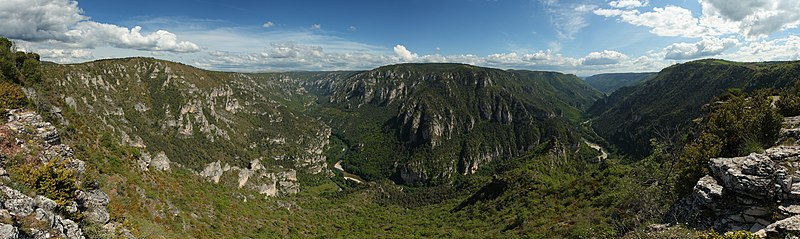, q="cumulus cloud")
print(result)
[726,35,800,62]
[36,49,93,63]
[581,50,628,65]
[0,0,199,53]
[597,0,800,40]
[66,23,200,52]
[701,0,800,38]
[348,26,358,32]
[311,24,321,30]
[262,21,274,28]
[594,6,713,38]
[663,37,739,60]
[394,45,418,61]
[608,0,648,9]
[0,0,86,41]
